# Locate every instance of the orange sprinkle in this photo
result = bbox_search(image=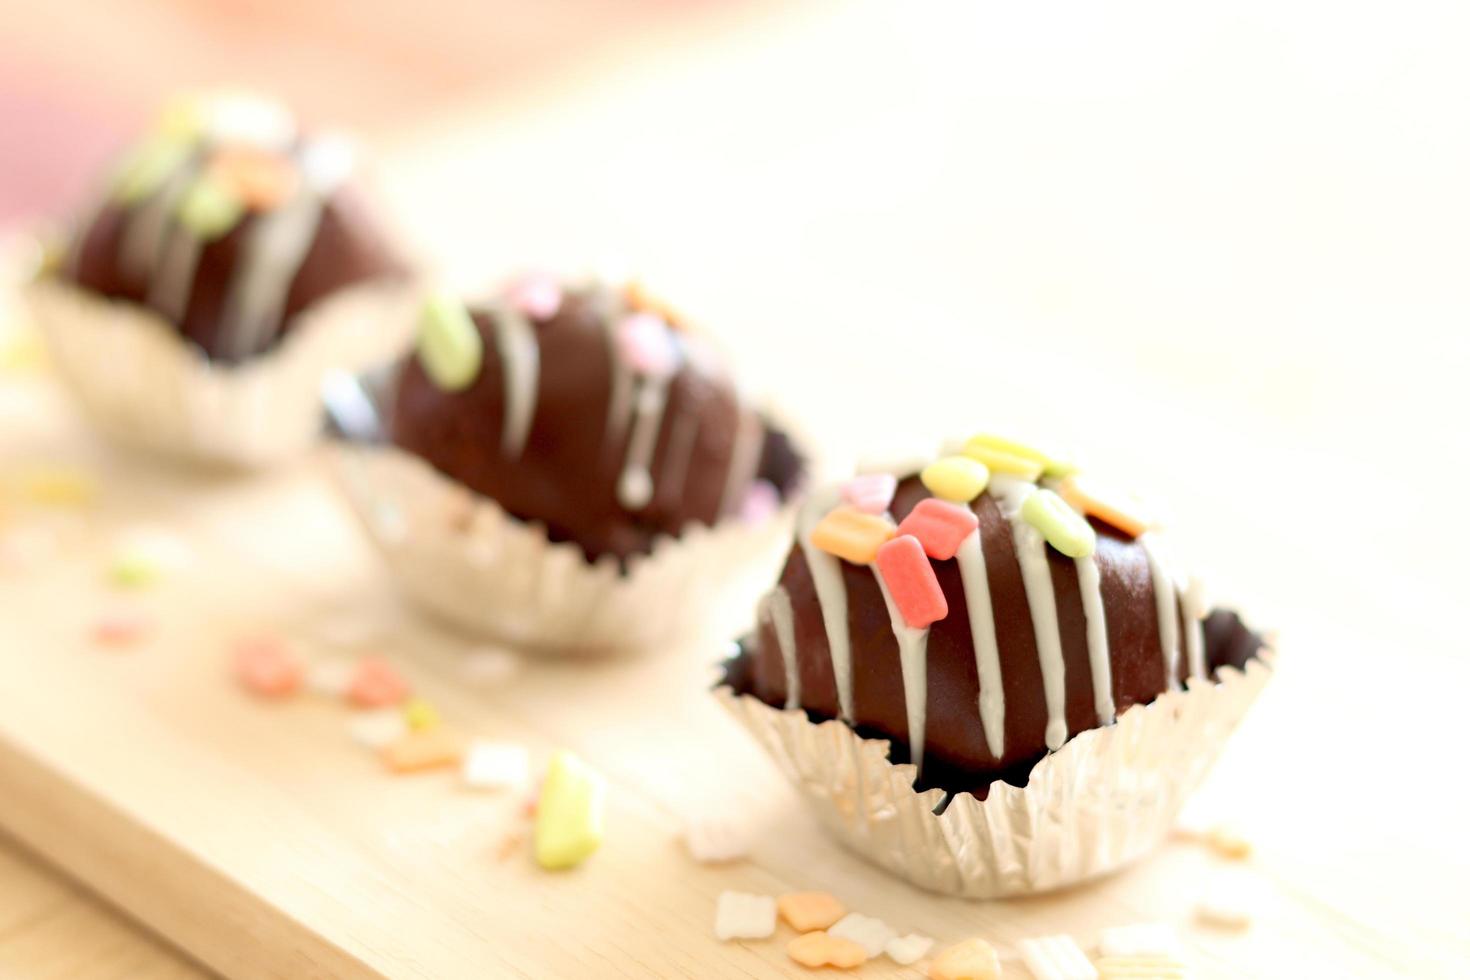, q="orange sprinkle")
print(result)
[233,636,303,698]
[348,656,411,708]
[809,505,897,565]
[208,146,300,211]
[787,931,867,970]
[380,729,465,773]
[777,892,846,933]
[1057,476,1152,539]
[623,279,686,329]
[928,938,1002,980]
